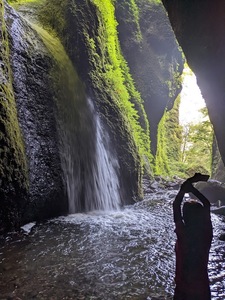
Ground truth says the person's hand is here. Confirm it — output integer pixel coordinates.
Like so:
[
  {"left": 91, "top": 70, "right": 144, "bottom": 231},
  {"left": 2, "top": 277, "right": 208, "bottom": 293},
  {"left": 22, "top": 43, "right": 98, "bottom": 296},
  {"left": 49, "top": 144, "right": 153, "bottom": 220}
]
[{"left": 188, "top": 173, "right": 209, "bottom": 183}]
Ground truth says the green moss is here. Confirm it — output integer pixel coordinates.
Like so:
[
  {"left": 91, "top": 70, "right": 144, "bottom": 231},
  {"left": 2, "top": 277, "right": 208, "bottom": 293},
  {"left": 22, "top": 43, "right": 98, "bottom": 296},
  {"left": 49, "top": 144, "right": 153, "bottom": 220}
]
[
  {"left": 7, "top": 0, "right": 42, "bottom": 9},
  {"left": 165, "top": 63, "right": 183, "bottom": 100},
  {"left": 164, "top": 95, "right": 183, "bottom": 175},
  {"left": 0, "top": 1, "right": 28, "bottom": 189},
  {"left": 86, "top": 0, "right": 153, "bottom": 172},
  {"left": 24, "top": 0, "right": 153, "bottom": 186},
  {"left": 32, "top": 23, "right": 85, "bottom": 113},
  {"left": 154, "top": 111, "right": 170, "bottom": 176},
  {"left": 38, "top": 0, "right": 68, "bottom": 37},
  {"left": 154, "top": 95, "right": 183, "bottom": 177},
  {"left": 115, "top": 0, "right": 142, "bottom": 43},
  {"left": 7, "top": 0, "right": 39, "bottom": 4}
]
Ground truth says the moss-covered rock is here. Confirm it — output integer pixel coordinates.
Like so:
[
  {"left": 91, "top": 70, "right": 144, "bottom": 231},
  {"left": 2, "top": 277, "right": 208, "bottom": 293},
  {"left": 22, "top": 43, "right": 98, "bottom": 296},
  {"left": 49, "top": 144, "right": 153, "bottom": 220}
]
[
  {"left": 37, "top": 0, "right": 184, "bottom": 193},
  {"left": 0, "top": 0, "right": 29, "bottom": 232},
  {"left": 1, "top": 0, "right": 186, "bottom": 228},
  {"left": 115, "top": 0, "right": 184, "bottom": 155},
  {"left": 2, "top": 1, "right": 68, "bottom": 228},
  {"left": 39, "top": 0, "right": 155, "bottom": 201}
]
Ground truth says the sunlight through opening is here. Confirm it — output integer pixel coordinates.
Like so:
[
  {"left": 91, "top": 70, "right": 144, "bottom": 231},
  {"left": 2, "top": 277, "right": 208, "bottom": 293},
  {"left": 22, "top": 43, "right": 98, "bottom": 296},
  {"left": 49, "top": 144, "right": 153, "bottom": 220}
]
[
  {"left": 179, "top": 65, "right": 213, "bottom": 175},
  {"left": 179, "top": 65, "right": 207, "bottom": 126}
]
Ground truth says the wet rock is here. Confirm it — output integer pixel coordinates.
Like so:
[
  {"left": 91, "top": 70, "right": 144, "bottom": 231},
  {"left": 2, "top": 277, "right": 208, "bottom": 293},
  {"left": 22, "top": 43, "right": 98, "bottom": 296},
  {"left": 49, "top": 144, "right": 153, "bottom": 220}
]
[
  {"left": 219, "top": 233, "right": 225, "bottom": 242},
  {"left": 150, "top": 181, "right": 161, "bottom": 190},
  {"left": 167, "top": 191, "right": 177, "bottom": 199},
  {"left": 211, "top": 206, "right": 225, "bottom": 216},
  {"left": 194, "top": 180, "right": 225, "bottom": 204},
  {"left": 3, "top": 3, "right": 68, "bottom": 226}
]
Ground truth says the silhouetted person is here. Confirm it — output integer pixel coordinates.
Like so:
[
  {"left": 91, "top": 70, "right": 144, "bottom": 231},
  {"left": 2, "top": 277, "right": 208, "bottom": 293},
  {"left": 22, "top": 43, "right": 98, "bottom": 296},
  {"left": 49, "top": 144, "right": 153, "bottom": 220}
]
[{"left": 173, "top": 173, "right": 213, "bottom": 300}]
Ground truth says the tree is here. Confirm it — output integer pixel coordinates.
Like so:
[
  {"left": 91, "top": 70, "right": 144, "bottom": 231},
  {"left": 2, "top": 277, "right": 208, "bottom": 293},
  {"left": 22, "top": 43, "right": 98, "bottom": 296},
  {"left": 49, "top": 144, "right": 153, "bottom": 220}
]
[{"left": 181, "top": 107, "right": 213, "bottom": 175}]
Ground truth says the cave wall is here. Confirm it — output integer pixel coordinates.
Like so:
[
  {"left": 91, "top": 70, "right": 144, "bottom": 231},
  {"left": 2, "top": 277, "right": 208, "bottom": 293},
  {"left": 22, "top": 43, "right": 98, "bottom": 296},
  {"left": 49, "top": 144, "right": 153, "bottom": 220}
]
[
  {"left": 211, "top": 136, "right": 225, "bottom": 182},
  {"left": 162, "top": 0, "right": 225, "bottom": 176},
  {"left": 55, "top": 0, "right": 184, "bottom": 181}
]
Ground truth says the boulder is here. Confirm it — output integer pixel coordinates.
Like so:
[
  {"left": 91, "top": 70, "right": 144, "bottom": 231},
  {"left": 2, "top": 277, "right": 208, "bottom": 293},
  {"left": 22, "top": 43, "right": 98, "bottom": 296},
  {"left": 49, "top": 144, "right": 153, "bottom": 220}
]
[{"left": 194, "top": 180, "right": 225, "bottom": 205}]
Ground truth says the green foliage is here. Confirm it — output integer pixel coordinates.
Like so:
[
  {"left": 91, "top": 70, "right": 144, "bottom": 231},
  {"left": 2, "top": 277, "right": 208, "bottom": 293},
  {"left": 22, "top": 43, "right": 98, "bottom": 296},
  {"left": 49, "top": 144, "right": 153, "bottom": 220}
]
[
  {"left": 164, "top": 95, "right": 183, "bottom": 175},
  {"left": 38, "top": 0, "right": 67, "bottom": 37},
  {"left": 154, "top": 95, "right": 183, "bottom": 177},
  {"left": 181, "top": 111, "right": 213, "bottom": 175},
  {"left": 7, "top": 0, "right": 41, "bottom": 8},
  {"left": 154, "top": 62, "right": 213, "bottom": 179},
  {"left": 154, "top": 112, "right": 170, "bottom": 176},
  {"left": 86, "top": 0, "right": 153, "bottom": 172},
  {"left": 115, "top": 0, "right": 142, "bottom": 43}
]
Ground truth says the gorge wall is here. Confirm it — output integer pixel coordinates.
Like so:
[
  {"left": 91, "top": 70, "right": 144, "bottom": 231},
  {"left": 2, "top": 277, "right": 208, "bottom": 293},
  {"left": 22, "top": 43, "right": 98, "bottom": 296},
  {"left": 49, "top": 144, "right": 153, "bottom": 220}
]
[
  {"left": 0, "top": 0, "right": 183, "bottom": 231},
  {"left": 1, "top": 2, "right": 68, "bottom": 232},
  {"left": 115, "top": 0, "right": 183, "bottom": 155},
  {"left": 162, "top": 0, "right": 225, "bottom": 180}
]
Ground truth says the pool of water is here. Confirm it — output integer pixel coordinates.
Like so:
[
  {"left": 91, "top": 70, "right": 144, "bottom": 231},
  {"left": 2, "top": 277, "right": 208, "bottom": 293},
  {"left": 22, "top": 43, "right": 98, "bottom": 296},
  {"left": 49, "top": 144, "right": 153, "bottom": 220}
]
[{"left": 1, "top": 189, "right": 225, "bottom": 299}]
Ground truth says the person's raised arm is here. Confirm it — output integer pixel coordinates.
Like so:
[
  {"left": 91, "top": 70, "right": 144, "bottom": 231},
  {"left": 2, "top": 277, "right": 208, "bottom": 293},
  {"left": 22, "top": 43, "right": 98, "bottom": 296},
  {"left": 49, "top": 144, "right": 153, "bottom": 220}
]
[{"left": 183, "top": 173, "right": 210, "bottom": 210}]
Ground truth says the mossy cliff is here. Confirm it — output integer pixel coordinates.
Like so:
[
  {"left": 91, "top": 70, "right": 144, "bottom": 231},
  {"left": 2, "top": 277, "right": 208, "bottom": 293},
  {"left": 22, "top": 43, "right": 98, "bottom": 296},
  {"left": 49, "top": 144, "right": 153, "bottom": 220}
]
[
  {"left": 154, "top": 95, "right": 182, "bottom": 176},
  {"left": 0, "top": 0, "right": 28, "bottom": 231},
  {"left": 114, "top": 0, "right": 184, "bottom": 155},
  {"left": 1, "top": 0, "right": 184, "bottom": 230},
  {"left": 39, "top": 0, "right": 184, "bottom": 182},
  {"left": 2, "top": 1, "right": 69, "bottom": 230},
  {"left": 40, "top": 0, "right": 154, "bottom": 200}
]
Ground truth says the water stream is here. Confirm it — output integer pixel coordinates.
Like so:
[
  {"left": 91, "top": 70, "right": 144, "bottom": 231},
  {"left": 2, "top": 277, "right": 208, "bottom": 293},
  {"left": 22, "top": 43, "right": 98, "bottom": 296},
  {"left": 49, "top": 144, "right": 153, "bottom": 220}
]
[{"left": 1, "top": 186, "right": 225, "bottom": 300}]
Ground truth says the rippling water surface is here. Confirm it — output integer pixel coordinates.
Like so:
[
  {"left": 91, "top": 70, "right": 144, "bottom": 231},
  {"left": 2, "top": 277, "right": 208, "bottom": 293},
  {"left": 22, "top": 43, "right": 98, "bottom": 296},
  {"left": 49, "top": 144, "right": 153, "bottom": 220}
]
[{"left": 1, "top": 190, "right": 225, "bottom": 299}]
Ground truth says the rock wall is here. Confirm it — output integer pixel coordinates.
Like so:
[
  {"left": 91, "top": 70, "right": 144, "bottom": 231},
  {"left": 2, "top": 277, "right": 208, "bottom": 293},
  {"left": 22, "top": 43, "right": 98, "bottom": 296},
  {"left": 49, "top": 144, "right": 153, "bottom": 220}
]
[
  {"left": 49, "top": 0, "right": 152, "bottom": 201},
  {"left": 0, "top": 2, "right": 68, "bottom": 231},
  {"left": 115, "top": 0, "right": 184, "bottom": 154},
  {"left": 41, "top": 0, "right": 184, "bottom": 171},
  {"left": 0, "top": 1, "right": 28, "bottom": 232},
  {"left": 162, "top": 0, "right": 225, "bottom": 179},
  {"left": 0, "top": 0, "right": 185, "bottom": 231},
  {"left": 211, "top": 136, "right": 225, "bottom": 182}
]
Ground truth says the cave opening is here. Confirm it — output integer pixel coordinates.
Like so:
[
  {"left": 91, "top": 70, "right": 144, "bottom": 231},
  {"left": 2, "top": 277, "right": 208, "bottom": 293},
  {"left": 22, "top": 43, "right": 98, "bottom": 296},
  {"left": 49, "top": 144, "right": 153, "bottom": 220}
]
[
  {"left": 155, "top": 63, "right": 215, "bottom": 179},
  {"left": 179, "top": 64, "right": 213, "bottom": 176}
]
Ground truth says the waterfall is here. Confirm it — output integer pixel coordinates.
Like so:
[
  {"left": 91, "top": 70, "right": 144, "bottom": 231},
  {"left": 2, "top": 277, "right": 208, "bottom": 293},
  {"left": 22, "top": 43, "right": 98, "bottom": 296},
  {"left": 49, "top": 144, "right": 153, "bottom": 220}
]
[
  {"left": 32, "top": 24, "right": 121, "bottom": 214},
  {"left": 61, "top": 97, "right": 121, "bottom": 213}
]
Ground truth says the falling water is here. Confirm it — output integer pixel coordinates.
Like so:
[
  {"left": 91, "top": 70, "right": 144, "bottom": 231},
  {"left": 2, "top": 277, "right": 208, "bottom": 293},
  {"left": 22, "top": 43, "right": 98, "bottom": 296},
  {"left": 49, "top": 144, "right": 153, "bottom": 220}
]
[
  {"left": 61, "top": 96, "right": 121, "bottom": 214},
  {"left": 83, "top": 99, "right": 121, "bottom": 212}
]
